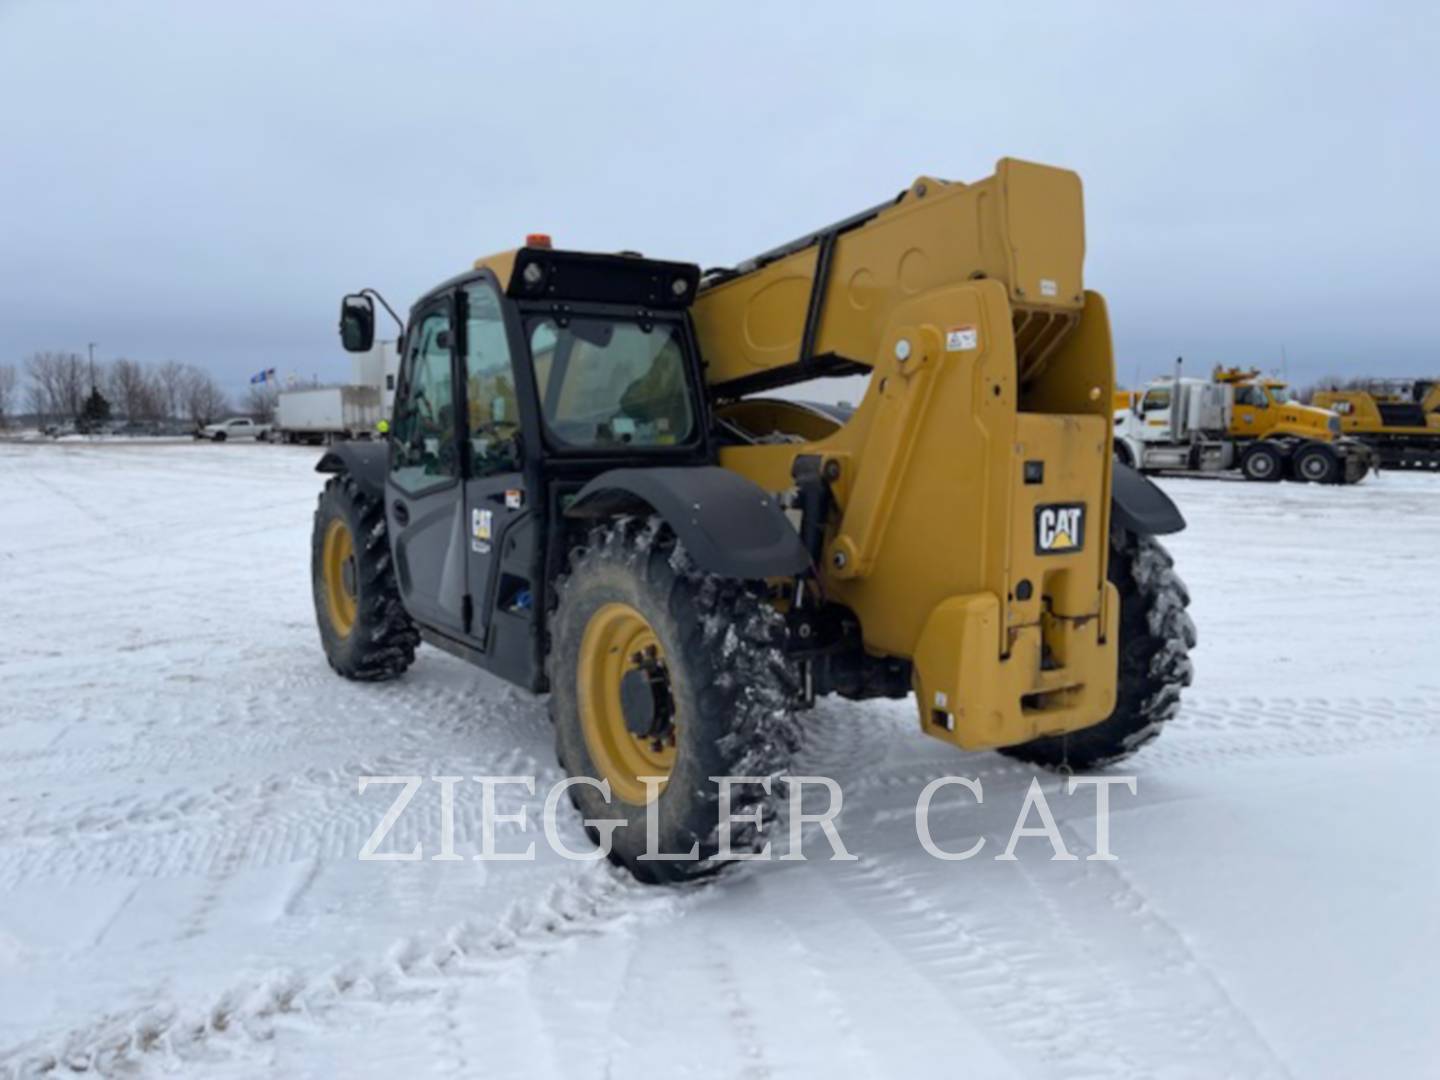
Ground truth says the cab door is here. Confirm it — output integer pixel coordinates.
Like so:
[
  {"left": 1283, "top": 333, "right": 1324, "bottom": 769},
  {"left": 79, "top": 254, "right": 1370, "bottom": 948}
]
[
  {"left": 458, "top": 280, "right": 531, "bottom": 652},
  {"left": 385, "top": 293, "right": 468, "bottom": 637},
  {"left": 1231, "top": 384, "right": 1268, "bottom": 436},
  {"left": 1138, "top": 387, "right": 1172, "bottom": 441}
]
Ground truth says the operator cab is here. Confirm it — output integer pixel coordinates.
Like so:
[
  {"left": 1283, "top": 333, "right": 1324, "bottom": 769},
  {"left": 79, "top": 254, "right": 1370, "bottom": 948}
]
[{"left": 337, "top": 242, "right": 708, "bottom": 691}]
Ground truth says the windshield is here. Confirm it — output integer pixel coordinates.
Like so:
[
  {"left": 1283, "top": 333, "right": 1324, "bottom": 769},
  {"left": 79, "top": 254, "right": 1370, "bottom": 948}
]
[
  {"left": 1267, "top": 385, "right": 1293, "bottom": 405},
  {"left": 1142, "top": 388, "right": 1170, "bottom": 411},
  {"left": 528, "top": 316, "right": 695, "bottom": 449}
]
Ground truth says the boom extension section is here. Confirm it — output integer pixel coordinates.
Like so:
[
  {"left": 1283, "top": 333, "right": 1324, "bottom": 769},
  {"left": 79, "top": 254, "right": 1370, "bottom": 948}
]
[{"left": 695, "top": 158, "right": 1088, "bottom": 402}]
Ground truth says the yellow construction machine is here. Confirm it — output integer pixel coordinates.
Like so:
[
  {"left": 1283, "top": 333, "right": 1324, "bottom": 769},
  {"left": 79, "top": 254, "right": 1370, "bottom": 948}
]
[
  {"left": 1313, "top": 379, "right": 1440, "bottom": 470},
  {"left": 314, "top": 158, "right": 1195, "bottom": 881}
]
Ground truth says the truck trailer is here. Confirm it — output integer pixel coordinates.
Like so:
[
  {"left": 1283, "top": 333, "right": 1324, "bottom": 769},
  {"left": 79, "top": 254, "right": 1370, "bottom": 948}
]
[
  {"left": 1313, "top": 379, "right": 1440, "bottom": 471},
  {"left": 275, "top": 385, "right": 383, "bottom": 445}
]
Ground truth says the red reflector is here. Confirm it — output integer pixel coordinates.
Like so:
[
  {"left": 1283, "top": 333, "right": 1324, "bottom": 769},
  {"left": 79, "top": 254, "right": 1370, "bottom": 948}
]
[{"left": 525, "top": 233, "right": 553, "bottom": 249}]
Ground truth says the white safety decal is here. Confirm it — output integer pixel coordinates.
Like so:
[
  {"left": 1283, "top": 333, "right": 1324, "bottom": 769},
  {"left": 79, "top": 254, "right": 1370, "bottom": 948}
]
[{"left": 946, "top": 325, "right": 978, "bottom": 352}]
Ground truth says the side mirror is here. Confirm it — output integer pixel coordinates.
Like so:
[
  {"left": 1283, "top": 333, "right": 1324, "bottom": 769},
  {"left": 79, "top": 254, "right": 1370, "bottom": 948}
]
[{"left": 340, "top": 294, "right": 376, "bottom": 353}]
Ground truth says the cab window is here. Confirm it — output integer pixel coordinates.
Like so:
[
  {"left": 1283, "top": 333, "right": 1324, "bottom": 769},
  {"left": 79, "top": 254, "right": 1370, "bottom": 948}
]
[
  {"left": 1234, "top": 385, "right": 1267, "bottom": 407},
  {"left": 528, "top": 317, "right": 694, "bottom": 448},
  {"left": 463, "top": 283, "right": 520, "bottom": 476},
  {"left": 391, "top": 305, "right": 457, "bottom": 493},
  {"left": 1142, "top": 388, "right": 1171, "bottom": 412}
]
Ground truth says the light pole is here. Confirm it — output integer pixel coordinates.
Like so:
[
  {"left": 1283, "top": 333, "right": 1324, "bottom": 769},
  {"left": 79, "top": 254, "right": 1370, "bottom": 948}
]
[{"left": 87, "top": 342, "right": 98, "bottom": 392}]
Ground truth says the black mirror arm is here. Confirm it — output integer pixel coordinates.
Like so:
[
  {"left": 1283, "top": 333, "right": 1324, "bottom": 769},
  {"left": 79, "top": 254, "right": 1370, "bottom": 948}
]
[{"left": 359, "top": 288, "right": 406, "bottom": 338}]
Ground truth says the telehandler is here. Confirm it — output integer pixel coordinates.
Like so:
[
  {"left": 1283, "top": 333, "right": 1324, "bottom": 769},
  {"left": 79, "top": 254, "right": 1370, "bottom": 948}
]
[
  {"left": 1313, "top": 379, "right": 1440, "bottom": 470},
  {"left": 312, "top": 158, "right": 1195, "bottom": 882}
]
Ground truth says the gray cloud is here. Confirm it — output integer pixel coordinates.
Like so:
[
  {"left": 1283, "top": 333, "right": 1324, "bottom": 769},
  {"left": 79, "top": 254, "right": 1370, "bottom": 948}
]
[{"left": 1, "top": 0, "right": 1435, "bottom": 397}]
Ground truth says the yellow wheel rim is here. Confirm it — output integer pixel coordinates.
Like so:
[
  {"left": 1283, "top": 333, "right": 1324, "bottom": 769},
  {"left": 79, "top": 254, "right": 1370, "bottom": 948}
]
[
  {"left": 322, "top": 517, "right": 358, "bottom": 638},
  {"left": 577, "top": 602, "right": 678, "bottom": 806}
]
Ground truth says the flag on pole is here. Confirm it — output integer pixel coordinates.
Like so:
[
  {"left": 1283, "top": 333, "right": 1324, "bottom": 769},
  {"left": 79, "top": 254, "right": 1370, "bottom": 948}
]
[{"left": 250, "top": 367, "right": 277, "bottom": 384}]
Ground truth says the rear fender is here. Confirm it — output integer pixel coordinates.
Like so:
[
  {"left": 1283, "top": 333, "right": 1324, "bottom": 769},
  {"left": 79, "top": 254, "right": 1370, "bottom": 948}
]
[
  {"left": 566, "top": 466, "right": 811, "bottom": 580},
  {"left": 1111, "top": 461, "right": 1185, "bottom": 536}
]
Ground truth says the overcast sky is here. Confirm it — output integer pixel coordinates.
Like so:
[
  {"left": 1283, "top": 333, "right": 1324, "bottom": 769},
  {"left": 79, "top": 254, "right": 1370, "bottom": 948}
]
[{"left": 1, "top": 0, "right": 1436, "bottom": 400}]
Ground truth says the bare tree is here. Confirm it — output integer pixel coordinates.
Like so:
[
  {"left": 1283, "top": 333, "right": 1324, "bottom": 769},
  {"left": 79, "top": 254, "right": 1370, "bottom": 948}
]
[
  {"left": 154, "top": 360, "right": 189, "bottom": 421},
  {"left": 244, "top": 383, "right": 280, "bottom": 423},
  {"left": 181, "top": 366, "right": 230, "bottom": 426},
  {"left": 106, "top": 358, "right": 152, "bottom": 421},
  {"left": 24, "top": 351, "right": 88, "bottom": 425},
  {"left": 0, "top": 364, "right": 17, "bottom": 429}
]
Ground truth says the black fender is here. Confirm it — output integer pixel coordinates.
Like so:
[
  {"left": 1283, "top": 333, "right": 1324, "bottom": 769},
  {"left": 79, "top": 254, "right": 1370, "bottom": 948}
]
[
  {"left": 315, "top": 441, "right": 389, "bottom": 501},
  {"left": 1111, "top": 460, "right": 1185, "bottom": 536},
  {"left": 566, "top": 466, "right": 811, "bottom": 579}
]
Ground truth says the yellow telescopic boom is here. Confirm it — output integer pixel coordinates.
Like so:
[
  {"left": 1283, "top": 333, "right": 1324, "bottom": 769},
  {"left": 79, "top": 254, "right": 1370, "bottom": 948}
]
[{"left": 692, "top": 159, "right": 1121, "bottom": 750}]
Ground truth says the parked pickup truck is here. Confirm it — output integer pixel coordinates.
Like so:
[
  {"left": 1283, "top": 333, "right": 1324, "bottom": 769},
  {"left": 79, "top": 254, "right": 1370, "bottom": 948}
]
[{"left": 196, "top": 417, "right": 272, "bottom": 442}]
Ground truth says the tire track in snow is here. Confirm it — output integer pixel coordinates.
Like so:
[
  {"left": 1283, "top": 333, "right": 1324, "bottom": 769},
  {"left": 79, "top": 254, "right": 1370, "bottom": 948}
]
[
  {"left": 1013, "top": 835, "right": 1290, "bottom": 1077},
  {"left": 835, "top": 852, "right": 1139, "bottom": 1077},
  {"left": 799, "top": 696, "right": 1440, "bottom": 807},
  {"left": 771, "top": 695, "right": 1427, "bottom": 1076},
  {"left": 0, "top": 865, "right": 685, "bottom": 1078},
  {"left": 0, "top": 760, "right": 555, "bottom": 890}
]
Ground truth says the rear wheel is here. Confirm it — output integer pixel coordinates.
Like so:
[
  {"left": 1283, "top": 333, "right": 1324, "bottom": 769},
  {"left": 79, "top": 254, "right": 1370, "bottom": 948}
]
[
  {"left": 1292, "top": 443, "right": 1339, "bottom": 483},
  {"left": 999, "top": 528, "right": 1195, "bottom": 771},
  {"left": 1239, "top": 442, "right": 1282, "bottom": 481},
  {"left": 310, "top": 475, "right": 419, "bottom": 680},
  {"left": 549, "top": 517, "right": 799, "bottom": 884}
]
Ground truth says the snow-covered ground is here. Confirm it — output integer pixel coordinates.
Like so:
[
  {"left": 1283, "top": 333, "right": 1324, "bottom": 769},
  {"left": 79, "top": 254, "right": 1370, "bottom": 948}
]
[{"left": 2, "top": 442, "right": 1437, "bottom": 1078}]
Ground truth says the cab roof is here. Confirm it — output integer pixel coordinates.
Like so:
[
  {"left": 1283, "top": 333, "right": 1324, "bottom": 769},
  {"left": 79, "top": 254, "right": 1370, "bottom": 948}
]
[{"left": 469, "top": 245, "right": 702, "bottom": 310}]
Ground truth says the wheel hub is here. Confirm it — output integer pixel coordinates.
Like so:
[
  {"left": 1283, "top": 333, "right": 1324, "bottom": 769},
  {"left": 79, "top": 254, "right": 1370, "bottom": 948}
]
[
  {"left": 321, "top": 518, "right": 359, "bottom": 638},
  {"left": 577, "top": 603, "right": 680, "bottom": 805},
  {"left": 619, "top": 645, "right": 676, "bottom": 749}
]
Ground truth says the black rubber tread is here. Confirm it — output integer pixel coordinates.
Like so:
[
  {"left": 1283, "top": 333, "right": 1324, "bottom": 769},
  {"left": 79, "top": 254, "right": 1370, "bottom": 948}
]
[
  {"left": 1239, "top": 442, "right": 1283, "bottom": 482},
  {"left": 311, "top": 474, "right": 420, "bottom": 682},
  {"left": 548, "top": 515, "right": 800, "bottom": 885},
  {"left": 1291, "top": 442, "right": 1339, "bottom": 484},
  {"left": 998, "top": 528, "right": 1195, "bottom": 772}
]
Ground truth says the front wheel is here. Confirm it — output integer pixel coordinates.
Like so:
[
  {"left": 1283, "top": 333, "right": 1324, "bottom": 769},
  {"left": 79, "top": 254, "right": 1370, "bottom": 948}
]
[
  {"left": 999, "top": 528, "right": 1195, "bottom": 771},
  {"left": 310, "top": 475, "right": 419, "bottom": 680},
  {"left": 548, "top": 517, "right": 800, "bottom": 884}
]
